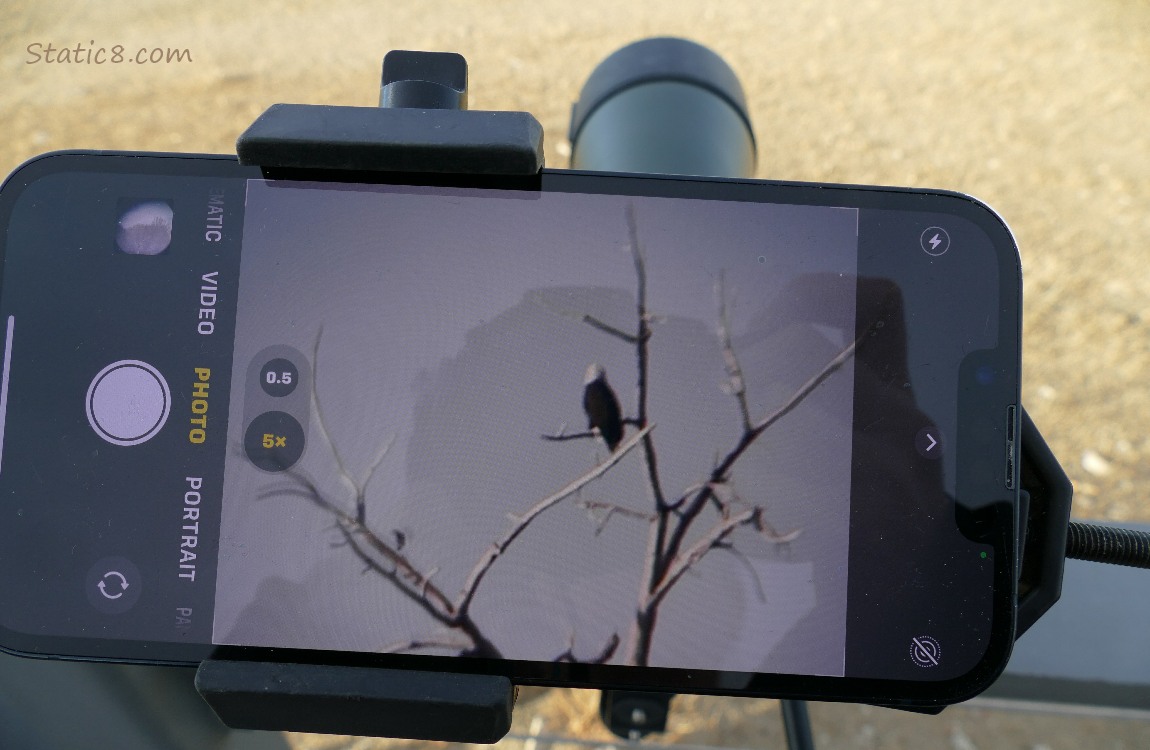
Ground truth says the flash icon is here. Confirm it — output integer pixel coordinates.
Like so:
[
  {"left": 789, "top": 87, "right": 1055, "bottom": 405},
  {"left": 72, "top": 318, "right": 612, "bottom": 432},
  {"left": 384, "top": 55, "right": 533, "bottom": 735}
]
[{"left": 920, "top": 227, "right": 951, "bottom": 256}]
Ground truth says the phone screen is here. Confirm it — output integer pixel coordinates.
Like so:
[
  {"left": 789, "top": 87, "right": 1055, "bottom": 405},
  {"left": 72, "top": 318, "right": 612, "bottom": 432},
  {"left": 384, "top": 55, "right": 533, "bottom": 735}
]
[{"left": 0, "top": 153, "right": 1019, "bottom": 704}]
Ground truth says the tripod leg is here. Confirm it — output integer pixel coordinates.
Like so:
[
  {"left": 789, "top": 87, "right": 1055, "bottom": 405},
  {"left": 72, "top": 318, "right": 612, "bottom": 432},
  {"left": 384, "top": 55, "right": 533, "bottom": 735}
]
[{"left": 780, "top": 699, "right": 815, "bottom": 750}]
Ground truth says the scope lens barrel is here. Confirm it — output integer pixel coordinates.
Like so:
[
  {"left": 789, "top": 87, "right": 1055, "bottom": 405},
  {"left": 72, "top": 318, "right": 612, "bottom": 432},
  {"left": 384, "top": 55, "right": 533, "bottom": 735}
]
[{"left": 569, "top": 38, "right": 757, "bottom": 179}]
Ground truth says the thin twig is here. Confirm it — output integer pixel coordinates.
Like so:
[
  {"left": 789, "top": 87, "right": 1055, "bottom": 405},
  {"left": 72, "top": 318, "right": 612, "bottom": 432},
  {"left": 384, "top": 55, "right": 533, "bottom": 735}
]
[
  {"left": 578, "top": 499, "right": 657, "bottom": 523},
  {"left": 308, "top": 327, "right": 399, "bottom": 526},
  {"left": 648, "top": 507, "right": 758, "bottom": 607},
  {"left": 336, "top": 520, "right": 501, "bottom": 657},
  {"left": 715, "top": 272, "right": 753, "bottom": 432},
  {"left": 532, "top": 292, "right": 639, "bottom": 344},
  {"left": 260, "top": 443, "right": 483, "bottom": 649},
  {"left": 753, "top": 514, "right": 802, "bottom": 544},
  {"left": 750, "top": 336, "right": 859, "bottom": 437},
  {"left": 381, "top": 636, "right": 474, "bottom": 654},
  {"left": 361, "top": 433, "right": 397, "bottom": 492},
  {"left": 714, "top": 480, "right": 803, "bottom": 545},
  {"left": 308, "top": 326, "right": 360, "bottom": 518},
  {"left": 338, "top": 523, "right": 456, "bottom": 616},
  {"left": 579, "top": 499, "right": 658, "bottom": 536},
  {"left": 263, "top": 468, "right": 458, "bottom": 622},
  {"left": 541, "top": 429, "right": 598, "bottom": 443},
  {"left": 554, "top": 632, "right": 621, "bottom": 664}
]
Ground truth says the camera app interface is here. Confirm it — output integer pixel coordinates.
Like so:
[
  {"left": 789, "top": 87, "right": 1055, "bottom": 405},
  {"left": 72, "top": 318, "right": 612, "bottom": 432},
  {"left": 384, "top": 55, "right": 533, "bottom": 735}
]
[
  {"left": 214, "top": 181, "right": 860, "bottom": 676},
  {"left": 0, "top": 170, "right": 240, "bottom": 653}
]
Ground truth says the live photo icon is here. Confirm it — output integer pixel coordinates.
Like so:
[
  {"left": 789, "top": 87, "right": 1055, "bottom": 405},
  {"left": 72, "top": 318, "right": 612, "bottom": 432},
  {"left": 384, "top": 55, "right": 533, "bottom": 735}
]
[{"left": 115, "top": 198, "right": 174, "bottom": 255}]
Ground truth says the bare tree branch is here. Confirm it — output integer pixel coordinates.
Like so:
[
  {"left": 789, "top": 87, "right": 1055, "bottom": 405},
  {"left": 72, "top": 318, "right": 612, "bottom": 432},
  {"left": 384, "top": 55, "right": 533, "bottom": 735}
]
[
  {"left": 541, "top": 423, "right": 643, "bottom": 443},
  {"left": 541, "top": 429, "right": 598, "bottom": 443},
  {"left": 455, "top": 423, "right": 655, "bottom": 617},
  {"left": 335, "top": 520, "right": 501, "bottom": 657},
  {"left": 532, "top": 292, "right": 640, "bottom": 344},
  {"left": 381, "top": 636, "right": 474, "bottom": 654},
  {"left": 626, "top": 504, "right": 762, "bottom": 665},
  {"left": 339, "top": 526, "right": 450, "bottom": 619},
  {"left": 648, "top": 507, "right": 758, "bottom": 608},
  {"left": 657, "top": 334, "right": 860, "bottom": 589},
  {"left": 752, "top": 513, "right": 802, "bottom": 544},
  {"left": 261, "top": 469, "right": 459, "bottom": 624},
  {"left": 619, "top": 205, "right": 681, "bottom": 629},
  {"left": 308, "top": 326, "right": 359, "bottom": 519},
  {"left": 668, "top": 481, "right": 708, "bottom": 510},
  {"left": 711, "top": 480, "right": 803, "bottom": 546},
  {"left": 715, "top": 272, "right": 753, "bottom": 432},
  {"left": 626, "top": 207, "right": 669, "bottom": 505},
  {"left": 309, "top": 326, "right": 396, "bottom": 525},
  {"left": 751, "top": 335, "right": 859, "bottom": 437},
  {"left": 578, "top": 499, "right": 657, "bottom": 523},
  {"left": 361, "top": 434, "right": 397, "bottom": 495},
  {"left": 269, "top": 327, "right": 510, "bottom": 652},
  {"left": 578, "top": 499, "right": 658, "bottom": 536},
  {"left": 261, "top": 336, "right": 506, "bottom": 656},
  {"left": 554, "top": 632, "right": 621, "bottom": 664}
]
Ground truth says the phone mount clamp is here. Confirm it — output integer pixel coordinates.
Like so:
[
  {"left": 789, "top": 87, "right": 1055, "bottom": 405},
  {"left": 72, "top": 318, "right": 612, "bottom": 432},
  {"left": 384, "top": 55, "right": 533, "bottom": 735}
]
[
  {"left": 235, "top": 51, "right": 542, "bottom": 176},
  {"left": 194, "top": 50, "right": 538, "bottom": 743}
]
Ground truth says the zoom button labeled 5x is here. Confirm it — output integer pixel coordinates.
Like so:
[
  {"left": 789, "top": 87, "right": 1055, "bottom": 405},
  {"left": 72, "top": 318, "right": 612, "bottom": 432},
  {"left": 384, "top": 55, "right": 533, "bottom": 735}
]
[{"left": 244, "top": 411, "right": 305, "bottom": 472}]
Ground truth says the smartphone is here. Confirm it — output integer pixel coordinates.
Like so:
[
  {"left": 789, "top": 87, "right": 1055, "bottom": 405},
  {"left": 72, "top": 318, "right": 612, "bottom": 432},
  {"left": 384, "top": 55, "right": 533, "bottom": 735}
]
[{"left": 0, "top": 151, "right": 1020, "bottom": 707}]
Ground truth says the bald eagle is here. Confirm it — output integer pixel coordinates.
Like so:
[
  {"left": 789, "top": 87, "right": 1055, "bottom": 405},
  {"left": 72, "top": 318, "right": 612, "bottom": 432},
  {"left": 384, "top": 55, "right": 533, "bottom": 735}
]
[{"left": 583, "top": 363, "right": 624, "bottom": 452}]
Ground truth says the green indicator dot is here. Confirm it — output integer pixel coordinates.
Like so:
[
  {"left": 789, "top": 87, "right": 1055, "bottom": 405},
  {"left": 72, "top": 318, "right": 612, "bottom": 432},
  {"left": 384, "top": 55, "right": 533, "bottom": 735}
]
[{"left": 980, "top": 551, "right": 988, "bottom": 559}]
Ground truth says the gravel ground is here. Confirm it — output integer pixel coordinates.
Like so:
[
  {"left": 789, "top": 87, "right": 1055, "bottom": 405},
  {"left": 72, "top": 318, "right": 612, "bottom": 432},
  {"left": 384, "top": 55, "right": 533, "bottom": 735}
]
[{"left": 2, "top": 1, "right": 1148, "bottom": 747}]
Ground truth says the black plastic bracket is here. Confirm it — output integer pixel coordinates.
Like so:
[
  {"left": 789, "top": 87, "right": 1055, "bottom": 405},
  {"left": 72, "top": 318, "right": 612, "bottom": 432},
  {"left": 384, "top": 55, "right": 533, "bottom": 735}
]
[
  {"left": 237, "top": 104, "right": 543, "bottom": 175},
  {"left": 236, "top": 50, "right": 543, "bottom": 175},
  {"left": 1014, "top": 406, "right": 1074, "bottom": 637},
  {"left": 195, "top": 660, "right": 514, "bottom": 742},
  {"left": 599, "top": 690, "right": 673, "bottom": 739}
]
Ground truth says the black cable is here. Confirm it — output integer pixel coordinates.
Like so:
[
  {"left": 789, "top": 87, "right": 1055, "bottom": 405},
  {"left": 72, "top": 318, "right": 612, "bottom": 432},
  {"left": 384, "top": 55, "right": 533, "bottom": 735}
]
[{"left": 1065, "top": 522, "right": 1150, "bottom": 569}]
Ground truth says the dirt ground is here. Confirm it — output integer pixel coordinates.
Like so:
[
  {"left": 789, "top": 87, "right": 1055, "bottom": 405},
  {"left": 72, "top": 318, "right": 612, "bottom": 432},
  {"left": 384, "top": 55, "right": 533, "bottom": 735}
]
[{"left": 2, "top": 0, "right": 1149, "bottom": 747}]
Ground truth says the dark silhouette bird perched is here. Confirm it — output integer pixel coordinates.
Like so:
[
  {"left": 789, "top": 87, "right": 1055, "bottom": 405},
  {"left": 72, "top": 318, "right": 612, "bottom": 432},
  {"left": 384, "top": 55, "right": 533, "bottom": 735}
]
[{"left": 583, "top": 363, "right": 624, "bottom": 452}]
